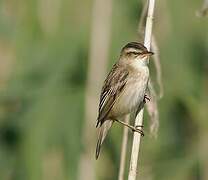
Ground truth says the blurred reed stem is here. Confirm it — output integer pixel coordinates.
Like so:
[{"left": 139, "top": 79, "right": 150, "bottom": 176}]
[
  {"left": 118, "top": 114, "right": 130, "bottom": 180},
  {"left": 78, "top": 0, "right": 112, "bottom": 179}
]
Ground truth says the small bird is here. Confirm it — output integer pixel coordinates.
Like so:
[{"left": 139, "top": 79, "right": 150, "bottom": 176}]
[{"left": 95, "top": 42, "right": 153, "bottom": 159}]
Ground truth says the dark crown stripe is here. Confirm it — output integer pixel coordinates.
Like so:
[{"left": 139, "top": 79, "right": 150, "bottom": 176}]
[{"left": 122, "top": 42, "right": 147, "bottom": 51}]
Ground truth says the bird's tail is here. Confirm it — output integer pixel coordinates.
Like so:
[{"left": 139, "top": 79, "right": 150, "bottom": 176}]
[{"left": 95, "top": 120, "right": 113, "bottom": 159}]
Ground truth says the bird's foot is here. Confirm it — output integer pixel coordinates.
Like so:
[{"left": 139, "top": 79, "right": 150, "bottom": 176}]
[
  {"left": 132, "top": 125, "right": 144, "bottom": 136},
  {"left": 143, "top": 94, "right": 150, "bottom": 103}
]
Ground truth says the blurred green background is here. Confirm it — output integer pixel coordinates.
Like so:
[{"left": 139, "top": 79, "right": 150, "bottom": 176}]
[{"left": 0, "top": 0, "right": 208, "bottom": 180}]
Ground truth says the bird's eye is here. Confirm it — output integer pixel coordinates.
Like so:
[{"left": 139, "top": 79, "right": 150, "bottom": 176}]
[{"left": 130, "top": 52, "right": 139, "bottom": 56}]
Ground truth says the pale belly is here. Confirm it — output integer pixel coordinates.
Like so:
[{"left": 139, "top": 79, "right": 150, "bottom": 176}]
[{"left": 110, "top": 74, "right": 149, "bottom": 118}]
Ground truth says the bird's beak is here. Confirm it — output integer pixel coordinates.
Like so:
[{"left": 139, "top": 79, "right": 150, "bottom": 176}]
[{"left": 143, "top": 51, "right": 154, "bottom": 57}]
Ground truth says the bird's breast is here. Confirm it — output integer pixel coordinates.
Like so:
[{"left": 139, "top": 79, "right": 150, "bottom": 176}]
[{"left": 110, "top": 67, "right": 149, "bottom": 118}]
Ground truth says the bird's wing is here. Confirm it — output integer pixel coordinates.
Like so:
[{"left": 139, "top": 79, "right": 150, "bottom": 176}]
[{"left": 96, "top": 63, "right": 129, "bottom": 127}]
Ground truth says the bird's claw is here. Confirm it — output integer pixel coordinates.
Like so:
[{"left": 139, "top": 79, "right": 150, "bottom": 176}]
[
  {"left": 132, "top": 125, "right": 144, "bottom": 136},
  {"left": 136, "top": 125, "right": 144, "bottom": 128},
  {"left": 143, "top": 94, "right": 150, "bottom": 103}
]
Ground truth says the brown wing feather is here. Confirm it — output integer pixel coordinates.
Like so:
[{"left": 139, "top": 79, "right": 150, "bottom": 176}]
[{"left": 96, "top": 63, "right": 129, "bottom": 127}]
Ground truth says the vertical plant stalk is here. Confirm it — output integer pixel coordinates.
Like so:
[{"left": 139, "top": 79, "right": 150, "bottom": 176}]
[
  {"left": 137, "top": 0, "right": 162, "bottom": 138},
  {"left": 152, "top": 35, "right": 163, "bottom": 99},
  {"left": 128, "top": 0, "right": 156, "bottom": 180},
  {"left": 118, "top": 115, "right": 130, "bottom": 180},
  {"left": 78, "top": 0, "right": 112, "bottom": 179}
]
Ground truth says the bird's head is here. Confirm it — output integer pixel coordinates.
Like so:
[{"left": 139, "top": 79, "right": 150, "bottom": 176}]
[{"left": 120, "top": 42, "right": 153, "bottom": 66}]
